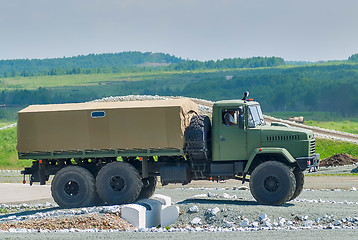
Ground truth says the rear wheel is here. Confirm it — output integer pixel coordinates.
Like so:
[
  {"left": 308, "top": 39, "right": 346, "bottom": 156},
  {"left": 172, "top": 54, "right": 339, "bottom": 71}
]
[
  {"left": 249, "top": 161, "right": 296, "bottom": 206},
  {"left": 96, "top": 161, "right": 142, "bottom": 205},
  {"left": 136, "top": 176, "right": 157, "bottom": 200},
  {"left": 51, "top": 166, "right": 97, "bottom": 208},
  {"left": 290, "top": 168, "right": 304, "bottom": 200}
]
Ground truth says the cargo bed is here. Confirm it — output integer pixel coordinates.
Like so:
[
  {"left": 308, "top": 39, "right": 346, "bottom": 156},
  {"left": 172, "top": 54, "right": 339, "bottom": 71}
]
[{"left": 17, "top": 99, "right": 198, "bottom": 156}]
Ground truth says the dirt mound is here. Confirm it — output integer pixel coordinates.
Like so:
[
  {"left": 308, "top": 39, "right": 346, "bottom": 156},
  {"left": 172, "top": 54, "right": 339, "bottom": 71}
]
[
  {"left": 0, "top": 212, "right": 134, "bottom": 231},
  {"left": 320, "top": 153, "right": 358, "bottom": 167}
]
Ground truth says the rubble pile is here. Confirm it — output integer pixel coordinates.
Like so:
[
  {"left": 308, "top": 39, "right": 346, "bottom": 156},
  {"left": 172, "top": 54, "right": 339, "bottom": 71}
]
[
  {"left": 0, "top": 212, "right": 133, "bottom": 232},
  {"left": 320, "top": 153, "right": 358, "bottom": 167},
  {"left": 91, "top": 95, "right": 213, "bottom": 116}
]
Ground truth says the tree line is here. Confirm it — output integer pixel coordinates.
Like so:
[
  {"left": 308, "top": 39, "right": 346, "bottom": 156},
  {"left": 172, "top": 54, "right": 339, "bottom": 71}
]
[
  {"left": 0, "top": 52, "right": 183, "bottom": 78},
  {"left": 0, "top": 52, "right": 286, "bottom": 78},
  {"left": 165, "top": 57, "right": 285, "bottom": 70},
  {"left": 2, "top": 51, "right": 358, "bottom": 79}
]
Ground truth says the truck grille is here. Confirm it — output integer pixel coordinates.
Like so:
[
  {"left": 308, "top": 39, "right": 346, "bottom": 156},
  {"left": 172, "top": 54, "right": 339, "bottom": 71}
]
[
  {"left": 310, "top": 140, "right": 316, "bottom": 155},
  {"left": 266, "top": 135, "right": 300, "bottom": 141}
]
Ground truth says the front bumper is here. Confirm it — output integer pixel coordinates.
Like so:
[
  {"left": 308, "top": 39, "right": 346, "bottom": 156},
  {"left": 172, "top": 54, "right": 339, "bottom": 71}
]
[{"left": 295, "top": 154, "right": 320, "bottom": 172}]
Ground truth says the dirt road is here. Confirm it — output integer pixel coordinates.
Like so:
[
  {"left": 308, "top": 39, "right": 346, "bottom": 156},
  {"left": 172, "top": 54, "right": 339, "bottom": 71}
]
[
  {"left": 1, "top": 174, "right": 357, "bottom": 204},
  {"left": 0, "top": 183, "right": 51, "bottom": 204}
]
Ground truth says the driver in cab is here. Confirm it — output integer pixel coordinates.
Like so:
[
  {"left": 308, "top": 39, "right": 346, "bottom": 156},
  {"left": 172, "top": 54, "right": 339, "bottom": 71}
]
[{"left": 224, "top": 110, "right": 237, "bottom": 125}]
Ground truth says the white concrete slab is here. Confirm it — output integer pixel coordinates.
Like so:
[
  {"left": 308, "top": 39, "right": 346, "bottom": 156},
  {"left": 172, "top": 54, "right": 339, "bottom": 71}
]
[
  {"left": 152, "top": 194, "right": 172, "bottom": 208},
  {"left": 121, "top": 204, "right": 146, "bottom": 229},
  {"left": 137, "top": 199, "right": 162, "bottom": 228},
  {"left": 161, "top": 205, "right": 180, "bottom": 227}
]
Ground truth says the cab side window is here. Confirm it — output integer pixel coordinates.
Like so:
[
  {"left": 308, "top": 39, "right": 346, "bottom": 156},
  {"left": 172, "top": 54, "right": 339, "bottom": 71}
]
[{"left": 222, "top": 109, "right": 237, "bottom": 126}]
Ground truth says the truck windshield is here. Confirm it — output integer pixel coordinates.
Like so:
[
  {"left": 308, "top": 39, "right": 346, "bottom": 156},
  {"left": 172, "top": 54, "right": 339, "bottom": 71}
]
[{"left": 248, "top": 105, "right": 266, "bottom": 127}]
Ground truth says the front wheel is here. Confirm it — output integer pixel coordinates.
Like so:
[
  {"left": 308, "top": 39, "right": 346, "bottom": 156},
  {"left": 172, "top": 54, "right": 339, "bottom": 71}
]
[
  {"left": 290, "top": 168, "right": 304, "bottom": 201},
  {"left": 96, "top": 161, "right": 142, "bottom": 205},
  {"left": 249, "top": 161, "right": 296, "bottom": 206}
]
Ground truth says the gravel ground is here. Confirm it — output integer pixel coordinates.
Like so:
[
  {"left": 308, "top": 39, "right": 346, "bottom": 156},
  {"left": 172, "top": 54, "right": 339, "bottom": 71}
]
[
  {"left": 0, "top": 166, "right": 357, "bottom": 238},
  {"left": 1, "top": 186, "right": 357, "bottom": 236},
  {"left": 1, "top": 229, "right": 358, "bottom": 240}
]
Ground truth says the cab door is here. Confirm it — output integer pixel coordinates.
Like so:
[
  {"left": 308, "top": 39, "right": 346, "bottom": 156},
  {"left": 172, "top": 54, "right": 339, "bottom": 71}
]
[{"left": 218, "top": 108, "right": 247, "bottom": 161}]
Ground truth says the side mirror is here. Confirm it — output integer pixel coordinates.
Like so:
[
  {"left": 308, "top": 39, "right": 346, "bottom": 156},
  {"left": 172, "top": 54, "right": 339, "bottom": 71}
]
[
  {"left": 238, "top": 113, "right": 244, "bottom": 129},
  {"left": 237, "top": 107, "right": 244, "bottom": 129}
]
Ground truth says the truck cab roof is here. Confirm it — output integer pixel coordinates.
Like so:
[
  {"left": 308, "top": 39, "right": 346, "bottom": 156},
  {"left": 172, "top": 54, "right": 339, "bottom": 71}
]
[{"left": 214, "top": 99, "right": 259, "bottom": 108}]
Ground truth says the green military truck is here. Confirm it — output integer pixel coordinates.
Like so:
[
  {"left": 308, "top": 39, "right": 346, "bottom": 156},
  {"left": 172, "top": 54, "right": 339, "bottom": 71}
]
[{"left": 18, "top": 94, "right": 319, "bottom": 208}]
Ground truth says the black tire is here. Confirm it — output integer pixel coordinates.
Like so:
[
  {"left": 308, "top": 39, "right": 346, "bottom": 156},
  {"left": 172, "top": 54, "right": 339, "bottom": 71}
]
[
  {"left": 96, "top": 161, "right": 142, "bottom": 205},
  {"left": 185, "top": 115, "right": 211, "bottom": 161},
  {"left": 249, "top": 161, "right": 296, "bottom": 206},
  {"left": 51, "top": 166, "right": 97, "bottom": 208},
  {"left": 136, "top": 176, "right": 157, "bottom": 200},
  {"left": 290, "top": 168, "right": 304, "bottom": 201}
]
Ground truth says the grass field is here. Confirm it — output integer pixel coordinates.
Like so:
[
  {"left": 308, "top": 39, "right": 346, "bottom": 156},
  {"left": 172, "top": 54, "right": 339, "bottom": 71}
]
[
  {"left": 315, "top": 138, "right": 358, "bottom": 159},
  {"left": 0, "top": 72, "right": 155, "bottom": 90},
  {"left": 0, "top": 121, "right": 15, "bottom": 128},
  {"left": 268, "top": 111, "right": 358, "bottom": 122},
  {"left": 0, "top": 127, "right": 31, "bottom": 169},
  {"left": 305, "top": 120, "right": 358, "bottom": 135},
  {"left": 268, "top": 112, "right": 358, "bottom": 135},
  {"left": 0, "top": 69, "right": 226, "bottom": 91}
]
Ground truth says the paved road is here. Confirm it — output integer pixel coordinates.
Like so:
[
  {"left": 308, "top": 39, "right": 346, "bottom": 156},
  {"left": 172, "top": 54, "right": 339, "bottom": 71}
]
[
  {"left": 0, "top": 183, "right": 52, "bottom": 204},
  {"left": 1, "top": 174, "right": 357, "bottom": 204}
]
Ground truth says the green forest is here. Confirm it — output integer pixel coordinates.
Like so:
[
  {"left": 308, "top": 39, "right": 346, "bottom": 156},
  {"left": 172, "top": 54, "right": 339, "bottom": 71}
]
[
  {"left": 0, "top": 52, "right": 358, "bottom": 120},
  {"left": 0, "top": 52, "right": 283, "bottom": 78},
  {"left": 0, "top": 52, "right": 183, "bottom": 77}
]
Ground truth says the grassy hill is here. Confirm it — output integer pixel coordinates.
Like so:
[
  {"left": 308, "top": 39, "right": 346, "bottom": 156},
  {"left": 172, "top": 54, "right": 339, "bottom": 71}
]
[
  {"left": 2, "top": 66, "right": 358, "bottom": 117},
  {"left": 0, "top": 52, "right": 357, "bottom": 118}
]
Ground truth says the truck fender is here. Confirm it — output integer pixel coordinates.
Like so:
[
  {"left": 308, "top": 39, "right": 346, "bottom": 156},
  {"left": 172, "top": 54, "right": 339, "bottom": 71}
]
[{"left": 244, "top": 147, "right": 296, "bottom": 173}]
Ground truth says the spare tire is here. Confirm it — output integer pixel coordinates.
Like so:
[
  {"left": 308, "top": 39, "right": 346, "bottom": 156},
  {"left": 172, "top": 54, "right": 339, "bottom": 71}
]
[{"left": 185, "top": 115, "right": 211, "bottom": 161}]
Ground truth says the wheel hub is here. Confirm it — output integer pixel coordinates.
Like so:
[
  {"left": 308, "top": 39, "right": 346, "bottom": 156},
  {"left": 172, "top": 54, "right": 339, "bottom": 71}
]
[
  {"left": 110, "top": 176, "right": 125, "bottom": 191},
  {"left": 64, "top": 181, "right": 79, "bottom": 196},
  {"left": 264, "top": 176, "right": 280, "bottom": 192}
]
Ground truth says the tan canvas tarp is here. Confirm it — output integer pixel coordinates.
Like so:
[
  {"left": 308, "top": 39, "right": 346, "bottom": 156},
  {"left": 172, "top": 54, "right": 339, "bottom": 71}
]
[{"left": 17, "top": 99, "right": 198, "bottom": 153}]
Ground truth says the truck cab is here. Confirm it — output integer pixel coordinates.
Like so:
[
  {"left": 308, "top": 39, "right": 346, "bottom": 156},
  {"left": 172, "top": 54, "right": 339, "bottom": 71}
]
[
  {"left": 212, "top": 99, "right": 319, "bottom": 173},
  {"left": 205, "top": 97, "right": 320, "bottom": 205}
]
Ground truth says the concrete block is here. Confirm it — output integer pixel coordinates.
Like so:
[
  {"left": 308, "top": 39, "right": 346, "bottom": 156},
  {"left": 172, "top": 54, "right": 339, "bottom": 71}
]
[
  {"left": 161, "top": 205, "right": 180, "bottom": 227},
  {"left": 121, "top": 204, "right": 146, "bottom": 229},
  {"left": 122, "top": 195, "right": 179, "bottom": 228},
  {"left": 137, "top": 199, "right": 162, "bottom": 228},
  {"left": 152, "top": 194, "right": 172, "bottom": 208}
]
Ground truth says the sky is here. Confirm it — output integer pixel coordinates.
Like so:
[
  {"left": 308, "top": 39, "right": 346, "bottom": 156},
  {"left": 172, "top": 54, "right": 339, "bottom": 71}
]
[{"left": 1, "top": 0, "right": 358, "bottom": 61}]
